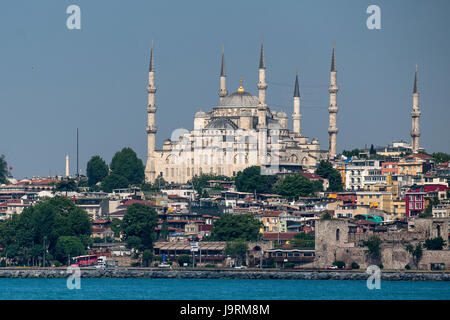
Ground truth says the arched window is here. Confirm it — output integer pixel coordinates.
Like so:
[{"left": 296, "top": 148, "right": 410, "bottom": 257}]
[{"left": 336, "top": 229, "right": 340, "bottom": 241}]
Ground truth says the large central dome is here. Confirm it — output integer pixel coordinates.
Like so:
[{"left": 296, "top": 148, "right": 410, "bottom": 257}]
[{"left": 218, "top": 91, "right": 260, "bottom": 107}]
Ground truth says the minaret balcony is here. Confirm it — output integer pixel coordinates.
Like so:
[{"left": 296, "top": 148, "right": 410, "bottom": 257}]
[
  {"left": 147, "top": 86, "right": 157, "bottom": 94},
  {"left": 328, "top": 85, "right": 338, "bottom": 93},
  {"left": 411, "top": 110, "right": 421, "bottom": 117},
  {"left": 410, "top": 130, "right": 421, "bottom": 137},
  {"left": 218, "top": 89, "right": 228, "bottom": 97},
  {"left": 147, "top": 106, "right": 157, "bottom": 113},
  {"left": 328, "top": 127, "right": 339, "bottom": 134},
  {"left": 257, "top": 82, "right": 268, "bottom": 90},
  {"left": 146, "top": 125, "right": 158, "bottom": 133},
  {"left": 292, "top": 114, "right": 302, "bottom": 120},
  {"left": 328, "top": 105, "right": 338, "bottom": 113}
]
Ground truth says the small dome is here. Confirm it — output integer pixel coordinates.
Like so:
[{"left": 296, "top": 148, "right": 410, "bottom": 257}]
[
  {"left": 277, "top": 110, "right": 287, "bottom": 118},
  {"left": 312, "top": 138, "right": 319, "bottom": 144},
  {"left": 218, "top": 91, "right": 260, "bottom": 107},
  {"left": 195, "top": 109, "right": 206, "bottom": 118},
  {"left": 164, "top": 139, "right": 172, "bottom": 145}
]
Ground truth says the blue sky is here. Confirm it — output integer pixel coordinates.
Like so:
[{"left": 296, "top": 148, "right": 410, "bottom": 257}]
[{"left": 1, "top": 0, "right": 449, "bottom": 179}]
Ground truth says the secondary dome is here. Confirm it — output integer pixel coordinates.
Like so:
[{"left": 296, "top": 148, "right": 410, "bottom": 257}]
[{"left": 218, "top": 91, "right": 260, "bottom": 107}]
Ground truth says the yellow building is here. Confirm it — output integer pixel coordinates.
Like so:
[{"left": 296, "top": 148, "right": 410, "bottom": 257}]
[
  {"left": 356, "top": 191, "right": 393, "bottom": 214},
  {"left": 398, "top": 154, "right": 434, "bottom": 176}
]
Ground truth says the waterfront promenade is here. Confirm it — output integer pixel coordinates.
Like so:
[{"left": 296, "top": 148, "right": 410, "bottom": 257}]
[{"left": 0, "top": 267, "right": 449, "bottom": 281}]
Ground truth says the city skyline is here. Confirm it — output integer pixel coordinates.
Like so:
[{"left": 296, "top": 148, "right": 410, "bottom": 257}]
[{"left": 1, "top": 0, "right": 449, "bottom": 179}]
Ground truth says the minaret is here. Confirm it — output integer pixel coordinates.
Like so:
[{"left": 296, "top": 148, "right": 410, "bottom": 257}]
[
  {"left": 328, "top": 41, "right": 339, "bottom": 159},
  {"left": 65, "top": 154, "right": 70, "bottom": 178},
  {"left": 257, "top": 39, "right": 268, "bottom": 129},
  {"left": 218, "top": 46, "right": 228, "bottom": 102},
  {"left": 257, "top": 39, "right": 268, "bottom": 166},
  {"left": 145, "top": 41, "right": 157, "bottom": 182},
  {"left": 411, "top": 65, "right": 421, "bottom": 154},
  {"left": 292, "top": 69, "right": 302, "bottom": 136}
]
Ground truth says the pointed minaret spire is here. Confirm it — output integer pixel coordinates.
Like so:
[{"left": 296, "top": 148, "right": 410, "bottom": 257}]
[
  {"left": 220, "top": 45, "right": 225, "bottom": 77},
  {"left": 145, "top": 40, "right": 158, "bottom": 183},
  {"left": 328, "top": 41, "right": 339, "bottom": 159},
  {"left": 294, "top": 69, "right": 300, "bottom": 97},
  {"left": 331, "top": 40, "right": 336, "bottom": 72},
  {"left": 218, "top": 45, "right": 228, "bottom": 101},
  {"left": 149, "top": 40, "right": 155, "bottom": 72},
  {"left": 413, "top": 64, "right": 418, "bottom": 93},
  {"left": 259, "top": 37, "right": 266, "bottom": 69},
  {"left": 411, "top": 64, "right": 421, "bottom": 153},
  {"left": 293, "top": 69, "right": 302, "bottom": 136}
]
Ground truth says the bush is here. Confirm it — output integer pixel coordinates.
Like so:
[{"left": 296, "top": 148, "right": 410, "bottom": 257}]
[
  {"left": 177, "top": 255, "right": 192, "bottom": 267},
  {"left": 204, "top": 264, "right": 216, "bottom": 268},
  {"left": 53, "top": 261, "right": 62, "bottom": 267},
  {"left": 424, "top": 237, "right": 446, "bottom": 250},
  {"left": 131, "top": 262, "right": 141, "bottom": 267},
  {"left": 333, "top": 261, "right": 345, "bottom": 269},
  {"left": 351, "top": 262, "right": 360, "bottom": 269},
  {"left": 405, "top": 264, "right": 411, "bottom": 270},
  {"left": 377, "top": 263, "right": 384, "bottom": 270},
  {"left": 284, "top": 262, "right": 295, "bottom": 269}
]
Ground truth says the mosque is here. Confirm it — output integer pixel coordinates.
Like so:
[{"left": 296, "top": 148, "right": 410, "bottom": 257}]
[{"left": 144, "top": 41, "right": 340, "bottom": 184}]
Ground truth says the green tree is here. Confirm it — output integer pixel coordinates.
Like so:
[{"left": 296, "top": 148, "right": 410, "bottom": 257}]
[
  {"left": 0, "top": 197, "right": 91, "bottom": 266},
  {"left": 0, "top": 154, "right": 9, "bottom": 184},
  {"left": 209, "top": 214, "right": 262, "bottom": 242},
  {"left": 142, "top": 249, "right": 152, "bottom": 267},
  {"left": 225, "top": 240, "right": 248, "bottom": 266},
  {"left": 291, "top": 232, "right": 315, "bottom": 248},
  {"left": 54, "top": 236, "right": 86, "bottom": 264},
  {"left": 55, "top": 179, "right": 78, "bottom": 193},
  {"left": 430, "top": 152, "right": 450, "bottom": 164},
  {"left": 363, "top": 236, "right": 381, "bottom": 263},
  {"left": 342, "top": 149, "right": 363, "bottom": 158},
  {"left": 320, "top": 212, "right": 332, "bottom": 220},
  {"left": 110, "top": 218, "right": 122, "bottom": 238},
  {"left": 235, "top": 166, "right": 277, "bottom": 193},
  {"left": 121, "top": 203, "right": 158, "bottom": 252},
  {"left": 191, "top": 174, "right": 230, "bottom": 194},
  {"left": 315, "top": 160, "right": 343, "bottom": 192},
  {"left": 110, "top": 147, "right": 145, "bottom": 185},
  {"left": 86, "top": 155, "right": 109, "bottom": 187},
  {"left": 369, "top": 144, "right": 376, "bottom": 156},
  {"left": 101, "top": 173, "right": 129, "bottom": 193},
  {"left": 177, "top": 254, "right": 192, "bottom": 267},
  {"left": 273, "top": 174, "right": 322, "bottom": 199},
  {"left": 406, "top": 243, "right": 423, "bottom": 269},
  {"left": 424, "top": 237, "right": 446, "bottom": 250},
  {"left": 160, "top": 220, "right": 169, "bottom": 240}
]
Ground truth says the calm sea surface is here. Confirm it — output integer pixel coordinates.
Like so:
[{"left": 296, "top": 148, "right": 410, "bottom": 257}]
[{"left": 0, "top": 278, "right": 449, "bottom": 300}]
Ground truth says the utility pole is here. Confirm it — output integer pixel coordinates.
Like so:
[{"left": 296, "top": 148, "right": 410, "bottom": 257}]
[
  {"left": 76, "top": 128, "right": 79, "bottom": 179},
  {"left": 43, "top": 236, "right": 47, "bottom": 268}
]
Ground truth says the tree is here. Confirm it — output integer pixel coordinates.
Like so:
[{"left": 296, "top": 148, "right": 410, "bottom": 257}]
[
  {"left": 369, "top": 144, "right": 376, "bottom": 156},
  {"left": 291, "top": 232, "right": 315, "bottom": 248},
  {"left": 101, "top": 173, "right": 129, "bottom": 193},
  {"left": 430, "top": 152, "right": 450, "bottom": 164},
  {"left": 320, "top": 212, "right": 332, "bottom": 220},
  {"left": 55, "top": 179, "right": 78, "bottom": 193},
  {"left": 54, "top": 236, "right": 86, "bottom": 264},
  {"left": 0, "top": 155, "right": 9, "bottom": 184},
  {"left": 225, "top": 240, "right": 248, "bottom": 266},
  {"left": 235, "top": 166, "right": 277, "bottom": 193},
  {"left": 0, "top": 197, "right": 91, "bottom": 266},
  {"left": 177, "top": 254, "right": 192, "bottom": 267},
  {"left": 110, "top": 218, "right": 122, "bottom": 238},
  {"left": 209, "top": 214, "right": 262, "bottom": 242},
  {"left": 191, "top": 174, "right": 230, "bottom": 194},
  {"left": 121, "top": 203, "right": 158, "bottom": 252},
  {"left": 142, "top": 249, "right": 152, "bottom": 267},
  {"left": 110, "top": 148, "right": 145, "bottom": 185},
  {"left": 424, "top": 237, "right": 446, "bottom": 250},
  {"left": 86, "top": 155, "right": 109, "bottom": 187},
  {"left": 273, "top": 174, "right": 322, "bottom": 199},
  {"left": 342, "top": 149, "right": 364, "bottom": 158},
  {"left": 363, "top": 236, "right": 381, "bottom": 263},
  {"left": 406, "top": 243, "right": 423, "bottom": 269},
  {"left": 160, "top": 220, "right": 169, "bottom": 240},
  {"left": 315, "top": 160, "right": 343, "bottom": 192}
]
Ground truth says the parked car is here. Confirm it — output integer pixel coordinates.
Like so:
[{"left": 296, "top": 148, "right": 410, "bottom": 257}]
[
  {"left": 234, "top": 265, "right": 247, "bottom": 269},
  {"left": 326, "top": 265, "right": 338, "bottom": 270},
  {"left": 158, "top": 262, "right": 172, "bottom": 268}
]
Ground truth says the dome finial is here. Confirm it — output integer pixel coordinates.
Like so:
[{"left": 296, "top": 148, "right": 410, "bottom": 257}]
[{"left": 238, "top": 77, "right": 245, "bottom": 93}]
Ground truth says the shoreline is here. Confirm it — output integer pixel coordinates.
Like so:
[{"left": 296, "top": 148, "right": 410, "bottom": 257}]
[{"left": 0, "top": 268, "right": 449, "bottom": 281}]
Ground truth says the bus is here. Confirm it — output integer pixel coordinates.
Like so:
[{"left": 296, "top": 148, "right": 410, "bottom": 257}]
[
  {"left": 70, "top": 254, "right": 98, "bottom": 267},
  {"left": 354, "top": 214, "right": 383, "bottom": 224}
]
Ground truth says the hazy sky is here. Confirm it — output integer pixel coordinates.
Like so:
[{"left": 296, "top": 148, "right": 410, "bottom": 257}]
[{"left": 1, "top": 0, "right": 449, "bottom": 179}]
